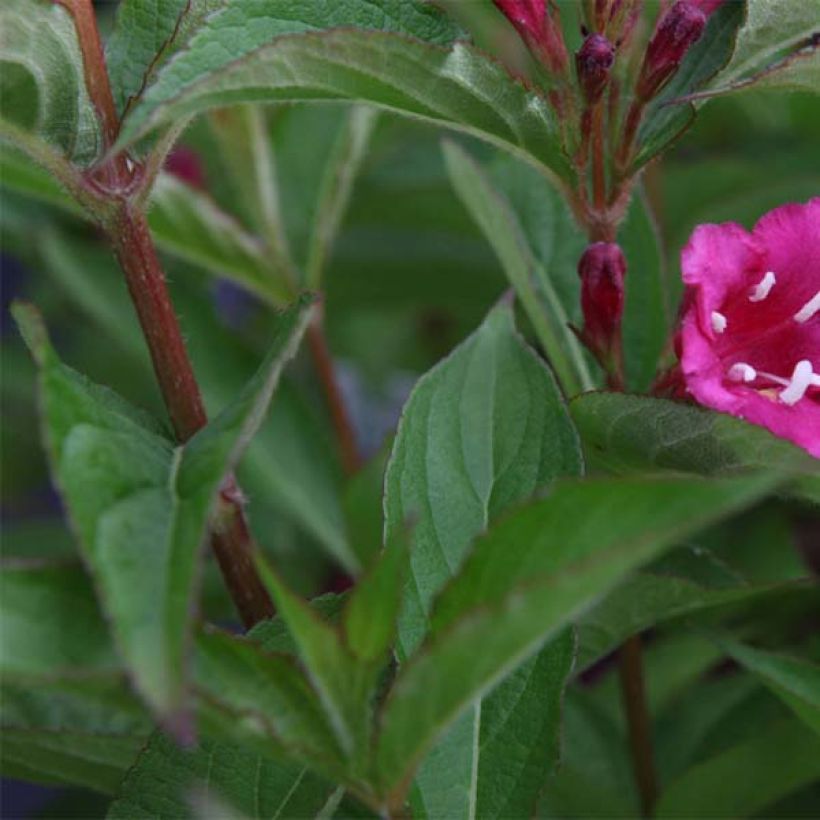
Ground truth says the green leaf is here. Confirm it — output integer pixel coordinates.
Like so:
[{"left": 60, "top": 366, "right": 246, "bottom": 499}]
[
  {"left": 1, "top": 564, "right": 149, "bottom": 793},
  {"left": 148, "top": 172, "right": 290, "bottom": 304},
  {"left": 1, "top": 677, "right": 148, "bottom": 794},
  {"left": 116, "top": 6, "right": 570, "bottom": 184},
  {"left": 206, "top": 104, "right": 299, "bottom": 285},
  {"left": 255, "top": 562, "right": 376, "bottom": 771},
  {"left": 0, "top": 144, "right": 289, "bottom": 304},
  {"left": 0, "top": 143, "right": 84, "bottom": 215},
  {"left": 656, "top": 720, "right": 820, "bottom": 818},
  {"left": 721, "top": 640, "right": 820, "bottom": 736},
  {"left": 1, "top": 730, "right": 145, "bottom": 795},
  {"left": 13, "top": 297, "right": 313, "bottom": 718},
  {"left": 636, "top": 1, "right": 746, "bottom": 169},
  {"left": 0, "top": 563, "right": 120, "bottom": 678},
  {"left": 383, "top": 300, "right": 582, "bottom": 817},
  {"left": 386, "top": 301, "right": 583, "bottom": 657},
  {"left": 193, "top": 627, "right": 341, "bottom": 770},
  {"left": 302, "top": 106, "right": 378, "bottom": 290},
  {"left": 539, "top": 689, "right": 638, "bottom": 817},
  {"left": 575, "top": 572, "right": 799, "bottom": 672},
  {"left": 376, "top": 474, "right": 776, "bottom": 801},
  {"left": 343, "top": 542, "right": 408, "bottom": 664},
  {"left": 0, "top": 0, "right": 101, "bottom": 163},
  {"left": 106, "top": 0, "right": 190, "bottom": 114},
  {"left": 570, "top": 393, "right": 820, "bottom": 502},
  {"left": 108, "top": 732, "right": 338, "bottom": 819},
  {"left": 706, "top": 0, "right": 820, "bottom": 95},
  {"left": 442, "top": 141, "right": 590, "bottom": 396},
  {"left": 618, "top": 190, "right": 668, "bottom": 391}
]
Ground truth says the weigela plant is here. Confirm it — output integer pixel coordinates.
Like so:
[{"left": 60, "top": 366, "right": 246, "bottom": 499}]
[{"left": 1, "top": 0, "right": 818, "bottom": 817}]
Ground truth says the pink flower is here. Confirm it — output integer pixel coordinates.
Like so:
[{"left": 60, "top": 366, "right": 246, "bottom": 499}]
[{"left": 679, "top": 198, "right": 820, "bottom": 458}]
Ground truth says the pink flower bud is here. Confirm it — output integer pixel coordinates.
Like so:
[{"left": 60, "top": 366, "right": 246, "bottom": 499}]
[
  {"left": 493, "top": 0, "right": 569, "bottom": 74},
  {"left": 578, "top": 242, "right": 626, "bottom": 359},
  {"left": 636, "top": 1, "right": 707, "bottom": 100},
  {"left": 576, "top": 34, "right": 615, "bottom": 103}
]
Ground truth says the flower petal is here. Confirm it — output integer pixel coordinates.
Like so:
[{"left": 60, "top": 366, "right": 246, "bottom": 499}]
[
  {"left": 752, "top": 197, "right": 820, "bottom": 317},
  {"left": 681, "top": 222, "right": 764, "bottom": 339}
]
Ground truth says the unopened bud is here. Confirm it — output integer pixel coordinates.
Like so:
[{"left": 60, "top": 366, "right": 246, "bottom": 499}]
[
  {"left": 637, "top": 1, "right": 706, "bottom": 100},
  {"left": 578, "top": 242, "right": 626, "bottom": 359},
  {"left": 576, "top": 34, "right": 615, "bottom": 103},
  {"left": 493, "top": 0, "right": 569, "bottom": 74}
]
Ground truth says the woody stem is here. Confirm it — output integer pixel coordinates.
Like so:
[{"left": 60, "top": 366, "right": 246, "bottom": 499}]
[{"left": 65, "top": 0, "right": 273, "bottom": 628}]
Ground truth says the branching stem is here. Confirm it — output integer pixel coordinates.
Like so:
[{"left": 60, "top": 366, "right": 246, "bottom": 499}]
[{"left": 64, "top": 0, "right": 273, "bottom": 628}]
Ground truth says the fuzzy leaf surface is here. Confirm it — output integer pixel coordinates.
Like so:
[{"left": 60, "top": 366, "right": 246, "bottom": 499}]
[
  {"left": 108, "top": 732, "right": 336, "bottom": 819},
  {"left": 570, "top": 393, "right": 820, "bottom": 502},
  {"left": 116, "top": 4, "right": 570, "bottom": 183},
  {"left": 106, "top": 0, "right": 190, "bottom": 113},
  {"left": 383, "top": 301, "right": 582, "bottom": 818},
  {"left": 13, "top": 298, "right": 312, "bottom": 718},
  {"left": 0, "top": 0, "right": 100, "bottom": 163},
  {"left": 706, "top": 0, "right": 820, "bottom": 95},
  {"left": 376, "top": 474, "right": 777, "bottom": 799}
]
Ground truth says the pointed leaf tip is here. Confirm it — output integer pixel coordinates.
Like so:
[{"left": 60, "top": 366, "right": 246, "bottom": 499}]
[{"left": 11, "top": 301, "right": 51, "bottom": 365}]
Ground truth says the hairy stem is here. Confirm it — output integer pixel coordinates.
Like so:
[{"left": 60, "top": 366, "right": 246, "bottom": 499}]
[
  {"left": 65, "top": 0, "right": 273, "bottom": 628},
  {"left": 307, "top": 311, "right": 362, "bottom": 476},
  {"left": 618, "top": 635, "right": 658, "bottom": 817},
  {"left": 590, "top": 100, "right": 607, "bottom": 211}
]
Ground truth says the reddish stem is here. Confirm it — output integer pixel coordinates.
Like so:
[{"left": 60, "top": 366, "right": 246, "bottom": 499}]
[
  {"left": 307, "top": 312, "right": 362, "bottom": 476},
  {"left": 619, "top": 635, "right": 658, "bottom": 816},
  {"left": 112, "top": 208, "right": 209, "bottom": 438},
  {"left": 590, "top": 100, "right": 607, "bottom": 210},
  {"left": 56, "top": 0, "right": 127, "bottom": 183},
  {"left": 615, "top": 99, "right": 644, "bottom": 177},
  {"left": 64, "top": 0, "right": 273, "bottom": 627}
]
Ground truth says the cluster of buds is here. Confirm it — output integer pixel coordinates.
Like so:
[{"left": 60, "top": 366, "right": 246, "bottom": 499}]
[
  {"left": 492, "top": 0, "right": 568, "bottom": 74},
  {"left": 636, "top": 1, "right": 708, "bottom": 100},
  {"left": 577, "top": 242, "right": 627, "bottom": 383}
]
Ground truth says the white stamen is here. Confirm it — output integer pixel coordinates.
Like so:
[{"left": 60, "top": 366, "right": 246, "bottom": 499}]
[
  {"left": 728, "top": 363, "right": 756, "bottom": 383},
  {"left": 749, "top": 271, "right": 776, "bottom": 302},
  {"left": 757, "top": 369, "right": 790, "bottom": 387},
  {"left": 779, "top": 360, "right": 814, "bottom": 406},
  {"left": 711, "top": 311, "right": 727, "bottom": 334},
  {"left": 794, "top": 290, "right": 820, "bottom": 323}
]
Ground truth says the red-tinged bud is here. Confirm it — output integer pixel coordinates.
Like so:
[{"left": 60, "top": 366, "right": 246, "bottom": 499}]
[
  {"left": 493, "top": 0, "right": 545, "bottom": 43},
  {"left": 493, "top": 0, "right": 569, "bottom": 74},
  {"left": 576, "top": 34, "right": 615, "bottom": 103},
  {"left": 578, "top": 242, "right": 626, "bottom": 364},
  {"left": 636, "top": 1, "right": 707, "bottom": 100}
]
